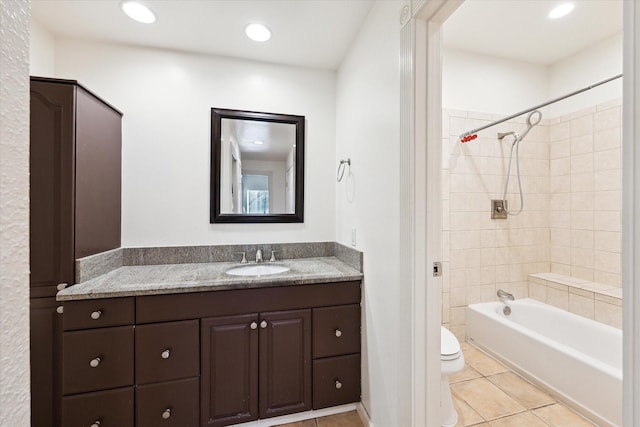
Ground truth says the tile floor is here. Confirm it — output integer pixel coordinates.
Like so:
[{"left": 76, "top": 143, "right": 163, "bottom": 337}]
[
  {"left": 275, "top": 342, "right": 598, "bottom": 427},
  {"left": 450, "top": 342, "right": 596, "bottom": 427}
]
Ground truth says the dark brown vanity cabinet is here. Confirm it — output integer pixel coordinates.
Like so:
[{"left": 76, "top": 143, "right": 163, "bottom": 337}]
[
  {"left": 30, "top": 76, "right": 122, "bottom": 427},
  {"left": 62, "top": 298, "right": 134, "bottom": 426},
  {"left": 62, "top": 281, "right": 361, "bottom": 427},
  {"left": 201, "top": 310, "right": 312, "bottom": 426}
]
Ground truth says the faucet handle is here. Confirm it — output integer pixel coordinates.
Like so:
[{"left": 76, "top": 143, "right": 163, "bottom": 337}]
[
  {"left": 270, "top": 251, "right": 277, "bottom": 262},
  {"left": 235, "top": 252, "right": 247, "bottom": 264}
]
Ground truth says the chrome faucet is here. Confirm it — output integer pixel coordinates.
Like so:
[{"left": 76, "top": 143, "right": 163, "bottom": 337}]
[
  {"left": 497, "top": 289, "right": 514, "bottom": 302},
  {"left": 255, "top": 249, "right": 263, "bottom": 263},
  {"left": 497, "top": 289, "right": 514, "bottom": 316}
]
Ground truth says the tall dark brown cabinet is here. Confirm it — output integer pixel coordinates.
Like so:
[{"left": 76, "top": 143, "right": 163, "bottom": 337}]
[{"left": 29, "top": 77, "right": 122, "bottom": 427}]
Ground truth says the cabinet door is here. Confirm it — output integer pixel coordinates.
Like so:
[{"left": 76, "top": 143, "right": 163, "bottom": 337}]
[
  {"left": 30, "top": 297, "right": 63, "bottom": 427},
  {"left": 259, "top": 309, "right": 311, "bottom": 419},
  {"left": 201, "top": 314, "right": 259, "bottom": 427},
  {"left": 29, "top": 80, "right": 75, "bottom": 293}
]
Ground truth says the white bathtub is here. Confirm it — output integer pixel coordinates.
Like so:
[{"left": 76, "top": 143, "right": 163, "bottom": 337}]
[{"left": 466, "top": 298, "right": 622, "bottom": 427}]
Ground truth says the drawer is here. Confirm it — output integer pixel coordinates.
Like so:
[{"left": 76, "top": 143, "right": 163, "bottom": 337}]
[
  {"left": 62, "top": 387, "right": 133, "bottom": 427},
  {"left": 312, "top": 354, "right": 360, "bottom": 410},
  {"left": 135, "top": 320, "right": 199, "bottom": 384},
  {"left": 63, "top": 326, "right": 134, "bottom": 395},
  {"left": 63, "top": 297, "right": 134, "bottom": 330},
  {"left": 313, "top": 304, "right": 360, "bottom": 358},
  {"left": 136, "top": 377, "right": 199, "bottom": 427}
]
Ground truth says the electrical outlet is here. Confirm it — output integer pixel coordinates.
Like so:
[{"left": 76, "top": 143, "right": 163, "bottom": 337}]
[{"left": 351, "top": 228, "right": 357, "bottom": 247}]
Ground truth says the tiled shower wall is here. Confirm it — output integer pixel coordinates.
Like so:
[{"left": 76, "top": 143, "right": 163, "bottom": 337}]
[
  {"left": 442, "top": 99, "right": 623, "bottom": 340},
  {"left": 442, "top": 110, "right": 551, "bottom": 340},
  {"left": 548, "top": 99, "right": 622, "bottom": 286}
]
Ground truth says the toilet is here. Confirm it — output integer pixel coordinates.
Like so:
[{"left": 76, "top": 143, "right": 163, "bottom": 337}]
[{"left": 441, "top": 326, "right": 465, "bottom": 427}]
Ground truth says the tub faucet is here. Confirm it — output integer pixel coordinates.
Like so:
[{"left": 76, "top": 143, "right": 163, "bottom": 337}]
[
  {"left": 497, "top": 289, "right": 514, "bottom": 302},
  {"left": 497, "top": 289, "right": 514, "bottom": 316},
  {"left": 255, "top": 249, "right": 263, "bottom": 263}
]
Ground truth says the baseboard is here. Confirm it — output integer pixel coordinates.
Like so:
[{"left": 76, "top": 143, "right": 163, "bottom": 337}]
[
  {"left": 356, "top": 402, "right": 374, "bottom": 427},
  {"left": 229, "top": 403, "right": 358, "bottom": 426}
]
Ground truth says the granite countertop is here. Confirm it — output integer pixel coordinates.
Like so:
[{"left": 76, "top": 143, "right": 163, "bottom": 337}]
[{"left": 56, "top": 257, "right": 363, "bottom": 301}]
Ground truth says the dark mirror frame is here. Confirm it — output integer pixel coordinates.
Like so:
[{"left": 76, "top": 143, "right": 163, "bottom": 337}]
[{"left": 210, "top": 108, "right": 305, "bottom": 223}]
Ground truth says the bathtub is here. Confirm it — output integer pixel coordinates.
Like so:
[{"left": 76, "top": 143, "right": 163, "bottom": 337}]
[{"left": 466, "top": 298, "right": 622, "bottom": 427}]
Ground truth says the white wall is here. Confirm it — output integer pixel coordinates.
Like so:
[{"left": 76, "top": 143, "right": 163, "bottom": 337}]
[
  {"left": 443, "top": 32, "right": 623, "bottom": 119},
  {"left": 29, "top": 17, "right": 54, "bottom": 76},
  {"left": 54, "top": 38, "right": 336, "bottom": 247},
  {"left": 548, "top": 32, "right": 623, "bottom": 117},
  {"left": 443, "top": 48, "right": 548, "bottom": 115},
  {"left": 336, "top": 1, "right": 404, "bottom": 425},
  {"left": 0, "top": 0, "right": 31, "bottom": 424}
]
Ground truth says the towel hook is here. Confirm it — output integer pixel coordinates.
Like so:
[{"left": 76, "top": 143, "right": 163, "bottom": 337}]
[{"left": 337, "top": 158, "right": 351, "bottom": 182}]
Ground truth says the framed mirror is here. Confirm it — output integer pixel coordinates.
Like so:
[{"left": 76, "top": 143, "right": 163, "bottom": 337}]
[{"left": 210, "top": 108, "right": 305, "bottom": 223}]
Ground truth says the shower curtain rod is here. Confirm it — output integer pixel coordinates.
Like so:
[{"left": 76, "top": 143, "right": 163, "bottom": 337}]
[{"left": 459, "top": 73, "right": 623, "bottom": 142}]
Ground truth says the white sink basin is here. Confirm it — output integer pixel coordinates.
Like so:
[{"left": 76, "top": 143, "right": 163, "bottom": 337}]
[{"left": 226, "top": 264, "right": 290, "bottom": 276}]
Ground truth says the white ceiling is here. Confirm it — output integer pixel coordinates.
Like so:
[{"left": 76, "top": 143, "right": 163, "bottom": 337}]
[
  {"left": 443, "top": 0, "right": 623, "bottom": 66},
  {"left": 31, "top": 0, "right": 374, "bottom": 70},
  {"left": 32, "top": 0, "right": 624, "bottom": 70},
  {"left": 226, "top": 119, "right": 295, "bottom": 162}
]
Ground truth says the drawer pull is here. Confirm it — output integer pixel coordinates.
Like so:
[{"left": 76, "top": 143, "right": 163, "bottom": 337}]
[
  {"left": 161, "top": 349, "right": 171, "bottom": 359},
  {"left": 89, "top": 357, "right": 101, "bottom": 368},
  {"left": 260, "top": 320, "right": 268, "bottom": 329},
  {"left": 335, "top": 380, "right": 343, "bottom": 390},
  {"left": 56, "top": 306, "right": 64, "bottom": 314},
  {"left": 90, "top": 421, "right": 101, "bottom": 427},
  {"left": 335, "top": 329, "right": 343, "bottom": 338},
  {"left": 250, "top": 321, "right": 258, "bottom": 330},
  {"left": 90, "top": 310, "right": 102, "bottom": 320},
  {"left": 162, "top": 408, "right": 171, "bottom": 420}
]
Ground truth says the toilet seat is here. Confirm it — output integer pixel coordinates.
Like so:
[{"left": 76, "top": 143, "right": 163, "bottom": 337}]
[{"left": 441, "top": 326, "right": 461, "bottom": 361}]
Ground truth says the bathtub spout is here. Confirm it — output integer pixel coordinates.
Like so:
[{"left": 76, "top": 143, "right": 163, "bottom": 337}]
[
  {"left": 497, "top": 289, "right": 515, "bottom": 302},
  {"left": 497, "top": 289, "right": 514, "bottom": 315}
]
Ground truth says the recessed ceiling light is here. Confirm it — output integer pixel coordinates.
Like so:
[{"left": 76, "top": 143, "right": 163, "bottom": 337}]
[
  {"left": 245, "top": 23, "right": 271, "bottom": 42},
  {"left": 254, "top": 140, "right": 264, "bottom": 145},
  {"left": 548, "top": 3, "right": 575, "bottom": 19},
  {"left": 121, "top": 1, "right": 156, "bottom": 24}
]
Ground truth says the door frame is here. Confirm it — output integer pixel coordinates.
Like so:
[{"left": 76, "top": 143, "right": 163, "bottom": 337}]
[{"left": 400, "top": 0, "right": 640, "bottom": 425}]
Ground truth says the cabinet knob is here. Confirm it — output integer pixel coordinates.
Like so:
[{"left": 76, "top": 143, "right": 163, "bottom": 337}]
[
  {"left": 90, "top": 310, "right": 102, "bottom": 320},
  {"left": 260, "top": 320, "right": 268, "bottom": 329},
  {"left": 161, "top": 349, "right": 171, "bottom": 359},
  {"left": 250, "top": 322, "right": 258, "bottom": 330},
  {"left": 335, "top": 380, "right": 343, "bottom": 390},
  {"left": 89, "top": 357, "right": 101, "bottom": 368},
  {"left": 56, "top": 283, "right": 68, "bottom": 291},
  {"left": 162, "top": 408, "right": 171, "bottom": 419},
  {"left": 56, "top": 306, "right": 64, "bottom": 314},
  {"left": 90, "top": 421, "right": 101, "bottom": 427},
  {"left": 335, "top": 329, "right": 342, "bottom": 338}
]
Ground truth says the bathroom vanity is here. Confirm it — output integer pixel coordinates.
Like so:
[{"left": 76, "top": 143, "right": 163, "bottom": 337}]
[{"left": 57, "top": 252, "right": 363, "bottom": 427}]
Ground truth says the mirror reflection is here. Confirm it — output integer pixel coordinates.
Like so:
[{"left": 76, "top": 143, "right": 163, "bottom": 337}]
[
  {"left": 210, "top": 108, "right": 305, "bottom": 223},
  {"left": 220, "top": 119, "right": 296, "bottom": 214}
]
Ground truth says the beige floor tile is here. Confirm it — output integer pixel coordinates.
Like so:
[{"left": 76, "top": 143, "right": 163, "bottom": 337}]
[
  {"left": 487, "top": 372, "right": 555, "bottom": 409},
  {"left": 452, "top": 391, "right": 485, "bottom": 426},
  {"left": 488, "top": 411, "right": 549, "bottom": 427},
  {"left": 315, "top": 411, "right": 364, "bottom": 427},
  {"left": 450, "top": 364, "right": 483, "bottom": 384},
  {"left": 273, "top": 420, "right": 317, "bottom": 427},
  {"left": 463, "top": 346, "right": 510, "bottom": 376},
  {"left": 532, "top": 404, "right": 597, "bottom": 426},
  {"left": 451, "top": 378, "right": 526, "bottom": 421}
]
